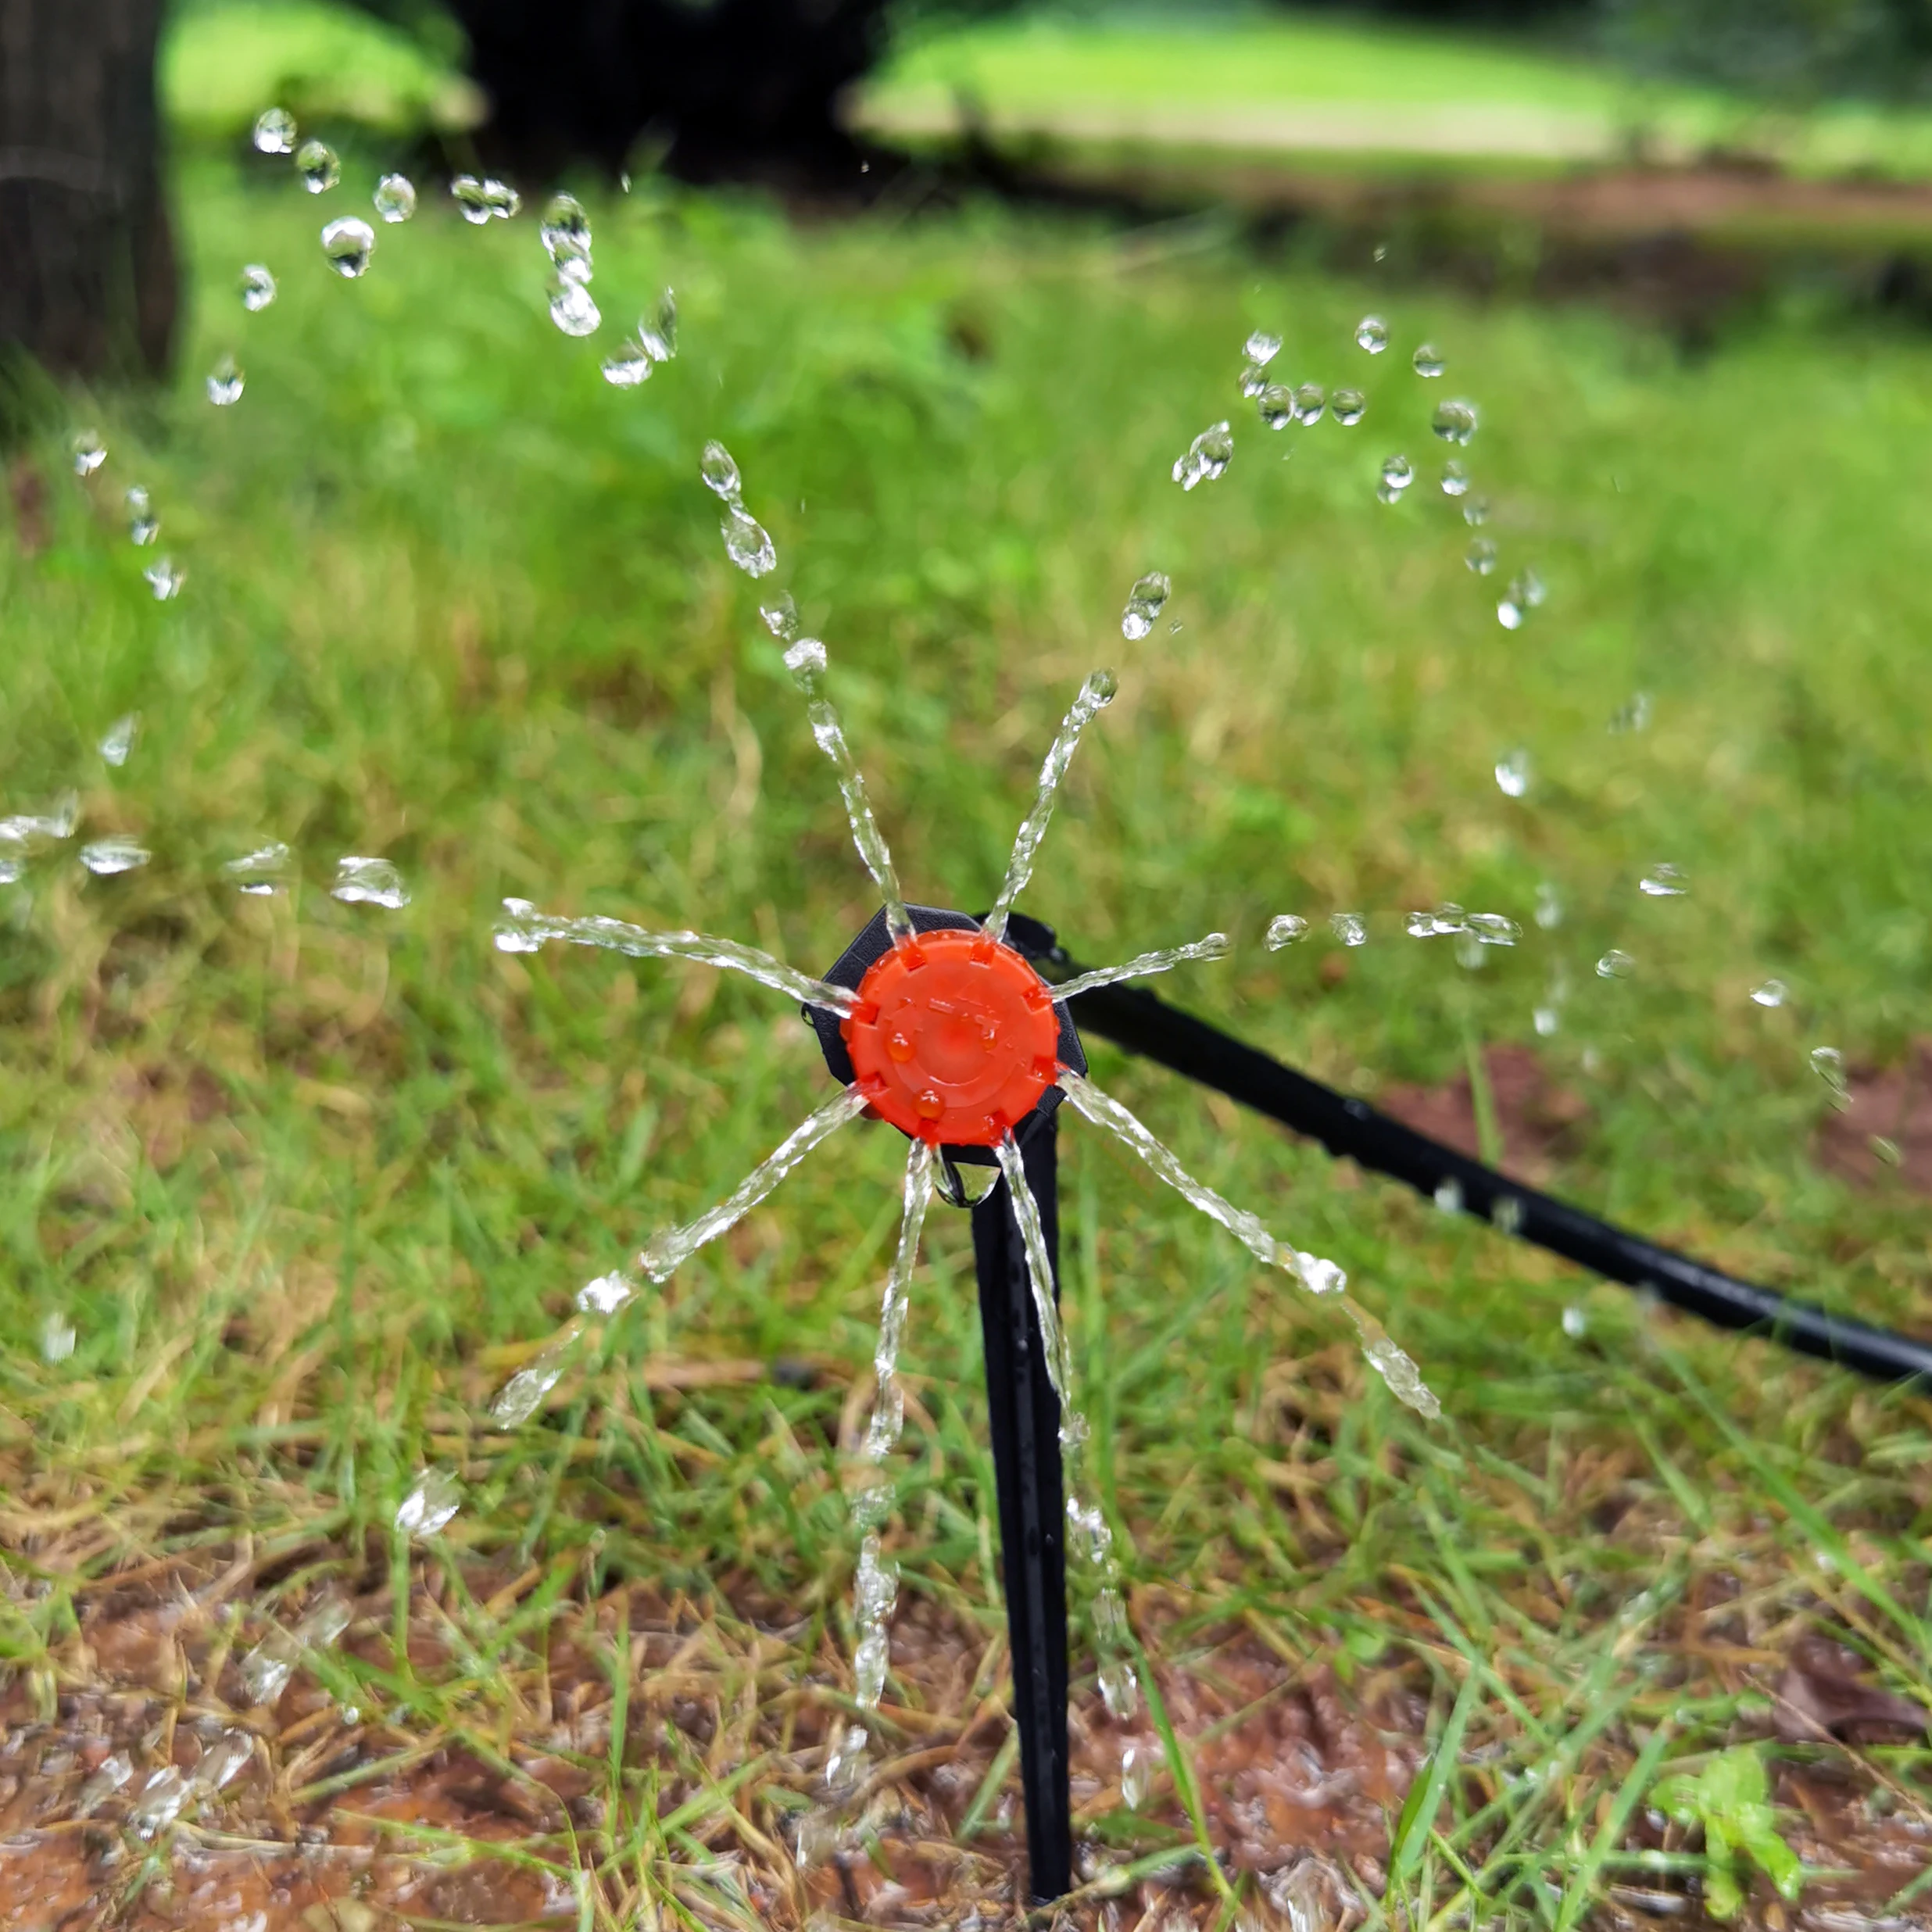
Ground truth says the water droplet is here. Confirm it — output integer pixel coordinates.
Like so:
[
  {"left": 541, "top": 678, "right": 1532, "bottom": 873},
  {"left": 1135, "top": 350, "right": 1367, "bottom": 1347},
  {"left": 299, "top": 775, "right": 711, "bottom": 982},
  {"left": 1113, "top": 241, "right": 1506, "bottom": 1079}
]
[
  {"left": 1243, "top": 328, "right": 1282, "bottom": 366},
  {"left": 373, "top": 173, "right": 417, "bottom": 223},
  {"left": 1533, "top": 1004, "right": 1560, "bottom": 1036},
  {"left": 1431, "top": 398, "right": 1478, "bottom": 445},
  {"left": 1596, "top": 949, "right": 1635, "bottom": 980},
  {"left": 489, "top": 1347, "right": 570, "bottom": 1429},
  {"left": 1412, "top": 342, "right": 1445, "bottom": 377},
  {"left": 1433, "top": 1178, "right": 1463, "bottom": 1215},
  {"left": 1639, "top": 864, "right": 1687, "bottom": 898},
  {"left": 824, "top": 1721, "right": 870, "bottom": 1794},
  {"left": 126, "top": 484, "right": 157, "bottom": 544},
  {"left": 41, "top": 1311, "right": 75, "bottom": 1361},
  {"left": 206, "top": 353, "right": 244, "bottom": 406},
  {"left": 1297, "top": 1250, "right": 1347, "bottom": 1295},
  {"left": 548, "top": 281, "right": 600, "bottom": 336},
  {"left": 1499, "top": 569, "right": 1545, "bottom": 629},
  {"left": 1463, "top": 494, "right": 1490, "bottom": 528},
  {"left": 252, "top": 106, "right": 296, "bottom": 154},
  {"left": 1562, "top": 1304, "right": 1587, "bottom": 1339},
  {"left": 1609, "top": 691, "right": 1652, "bottom": 734},
  {"left": 320, "top": 217, "right": 375, "bottom": 278},
  {"left": 80, "top": 836, "right": 148, "bottom": 876},
  {"left": 1120, "top": 1743, "right": 1149, "bottom": 1809},
  {"left": 1467, "top": 912, "right": 1519, "bottom": 946},
  {"left": 783, "top": 638, "right": 827, "bottom": 685},
  {"left": 1257, "top": 383, "right": 1296, "bottom": 431},
  {"left": 1490, "top": 1195, "right": 1523, "bottom": 1235},
  {"left": 1494, "top": 749, "right": 1530, "bottom": 797},
  {"left": 1293, "top": 381, "right": 1326, "bottom": 425},
  {"left": 332, "top": 854, "right": 409, "bottom": 909},
  {"left": 71, "top": 429, "right": 106, "bottom": 475},
  {"left": 540, "top": 192, "right": 592, "bottom": 268},
  {"left": 1441, "top": 459, "right": 1470, "bottom": 496},
  {"left": 1097, "top": 1658, "right": 1140, "bottom": 1723},
  {"left": 1535, "top": 884, "right": 1562, "bottom": 929},
  {"left": 1873, "top": 1132, "right": 1903, "bottom": 1167},
  {"left": 224, "top": 841, "right": 290, "bottom": 895},
  {"left": 1172, "top": 420, "right": 1233, "bottom": 490},
  {"left": 576, "top": 1271, "right": 633, "bottom": 1315},
  {"left": 1329, "top": 912, "right": 1367, "bottom": 946},
  {"left": 721, "top": 504, "right": 776, "bottom": 577},
  {"left": 1331, "top": 387, "right": 1366, "bottom": 425},
  {"left": 1377, "top": 453, "right": 1413, "bottom": 503},
  {"left": 483, "top": 178, "right": 521, "bottom": 218},
  {"left": 130, "top": 1766, "right": 190, "bottom": 1838},
  {"left": 1810, "top": 1045, "right": 1848, "bottom": 1101},
  {"left": 1265, "top": 914, "right": 1308, "bottom": 950},
  {"left": 639, "top": 288, "right": 678, "bottom": 362},
  {"left": 77, "top": 1752, "right": 132, "bottom": 1815},
  {"left": 98, "top": 714, "right": 138, "bottom": 767},
  {"left": 395, "top": 1469, "right": 461, "bottom": 1539},
  {"left": 760, "top": 592, "right": 800, "bottom": 641},
  {"left": 1751, "top": 978, "right": 1788, "bottom": 1008},
  {"left": 294, "top": 140, "right": 339, "bottom": 193},
  {"left": 198, "top": 1728, "right": 253, "bottom": 1793},
  {"left": 1455, "top": 931, "right": 1487, "bottom": 971},
  {"left": 1120, "top": 571, "right": 1171, "bottom": 639},
  {"left": 1356, "top": 314, "right": 1388, "bottom": 354},
  {"left": 239, "top": 263, "right": 276, "bottom": 311},
  {"left": 451, "top": 175, "right": 493, "bottom": 223},
  {"left": 143, "top": 557, "right": 184, "bottom": 600},
  {"left": 1466, "top": 538, "right": 1497, "bottom": 575},
  {"left": 600, "top": 341, "right": 653, "bottom": 387},
  {"left": 700, "top": 440, "right": 742, "bottom": 500},
  {"left": 492, "top": 895, "right": 543, "bottom": 952}
]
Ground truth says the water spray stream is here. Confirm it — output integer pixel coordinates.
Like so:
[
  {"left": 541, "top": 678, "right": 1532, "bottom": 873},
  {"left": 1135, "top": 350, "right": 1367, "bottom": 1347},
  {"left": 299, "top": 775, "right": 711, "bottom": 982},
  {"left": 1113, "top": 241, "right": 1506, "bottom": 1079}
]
[
  {"left": 864, "top": 1140, "right": 935, "bottom": 1463},
  {"left": 494, "top": 900, "right": 856, "bottom": 1011},
  {"left": 995, "top": 1132, "right": 1074, "bottom": 1403},
  {"left": 982, "top": 668, "right": 1118, "bottom": 946},
  {"left": 1050, "top": 931, "right": 1230, "bottom": 1000}
]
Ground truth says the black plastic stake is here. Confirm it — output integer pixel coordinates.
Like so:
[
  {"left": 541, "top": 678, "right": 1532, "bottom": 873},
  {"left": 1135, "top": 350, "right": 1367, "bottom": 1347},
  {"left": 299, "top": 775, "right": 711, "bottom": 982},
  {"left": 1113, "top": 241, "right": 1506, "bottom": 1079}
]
[{"left": 971, "top": 1113, "right": 1073, "bottom": 1903}]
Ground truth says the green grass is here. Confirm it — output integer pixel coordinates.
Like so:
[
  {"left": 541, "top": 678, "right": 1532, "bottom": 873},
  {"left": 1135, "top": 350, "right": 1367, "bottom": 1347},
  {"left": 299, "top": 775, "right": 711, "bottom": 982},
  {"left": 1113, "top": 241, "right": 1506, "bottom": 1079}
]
[
  {"left": 862, "top": 4, "right": 1932, "bottom": 179},
  {"left": 2, "top": 146, "right": 1930, "bottom": 1920}
]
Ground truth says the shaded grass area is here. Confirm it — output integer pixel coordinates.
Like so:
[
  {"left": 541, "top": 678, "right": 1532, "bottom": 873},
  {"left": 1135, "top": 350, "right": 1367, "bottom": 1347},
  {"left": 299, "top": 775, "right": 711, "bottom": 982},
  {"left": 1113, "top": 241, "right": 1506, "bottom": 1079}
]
[{"left": 0, "top": 155, "right": 1930, "bottom": 1923}]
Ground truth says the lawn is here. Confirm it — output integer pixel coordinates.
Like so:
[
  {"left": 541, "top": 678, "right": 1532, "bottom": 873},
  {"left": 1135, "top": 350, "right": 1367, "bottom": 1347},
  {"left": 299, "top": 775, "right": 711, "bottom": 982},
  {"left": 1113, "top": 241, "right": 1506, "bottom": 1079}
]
[
  {"left": 859, "top": 5, "right": 1932, "bottom": 181},
  {"left": 1, "top": 109, "right": 1930, "bottom": 1928}
]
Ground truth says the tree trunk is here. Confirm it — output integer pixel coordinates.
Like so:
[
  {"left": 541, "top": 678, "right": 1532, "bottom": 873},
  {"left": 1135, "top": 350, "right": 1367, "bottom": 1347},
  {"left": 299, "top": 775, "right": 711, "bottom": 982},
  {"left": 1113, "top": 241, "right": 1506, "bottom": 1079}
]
[{"left": 0, "top": 0, "right": 175, "bottom": 416}]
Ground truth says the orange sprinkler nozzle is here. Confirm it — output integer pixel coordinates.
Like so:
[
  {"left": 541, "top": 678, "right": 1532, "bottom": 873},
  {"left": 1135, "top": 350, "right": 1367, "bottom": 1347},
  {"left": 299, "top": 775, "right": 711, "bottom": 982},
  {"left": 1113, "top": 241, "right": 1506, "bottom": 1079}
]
[{"left": 841, "top": 928, "right": 1061, "bottom": 1146}]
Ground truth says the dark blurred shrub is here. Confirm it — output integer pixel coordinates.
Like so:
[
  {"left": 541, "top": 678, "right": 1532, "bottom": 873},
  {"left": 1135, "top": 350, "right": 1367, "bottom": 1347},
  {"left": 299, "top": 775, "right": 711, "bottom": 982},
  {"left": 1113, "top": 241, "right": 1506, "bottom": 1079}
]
[{"left": 1598, "top": 0, "right": 1932, "bottom": 102}]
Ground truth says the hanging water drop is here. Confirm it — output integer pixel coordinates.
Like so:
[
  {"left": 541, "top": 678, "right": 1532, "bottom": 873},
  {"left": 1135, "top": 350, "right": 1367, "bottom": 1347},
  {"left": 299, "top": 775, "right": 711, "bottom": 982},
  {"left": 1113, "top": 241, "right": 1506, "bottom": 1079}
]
[
  {"left": 1596, "top": 950, "right": 1635, "bottom": 980},
  {"left": 1329, "top": 912, "right": 1367, "bottom": 946},
  {"left": 373, "top": 173, "right": 417, "bottom": 223},
  {"left": 1331, "top": 387, "right": 1366, "bottom": 425},
  {"left": 1293, "top": 381, "right": 1326, "bottom": 425},
  {"left": 1466, "top": 538, "right": 1497, "bottom": 575},
  {"left": 239, "top": 263, "right": 276, "bottom": 311},
  {"left": 1494, "top": 748, "right": 1530, "bottom": 797},
  {"left": 252, "top": 106, "right": 296, "bottom": 154},
  {"left": 549, "top": 281, "right": 600, "bottom": 336},
  {"left": 320, "top": 217, "right": 375, "bottom": 278},
  {"left": 1243, "top": 328, "right": 1283, "bottom": 366},
  {"left": 1120, "top": 571, "right": 1170, "bottom": 639},
  {"left": 1639, "top": 864, "right": 1687, "bottom": 897},
  {"left": 1257, "top": 383, "right": 1296, "bottom": 431},
  {"left": 1412, "top": 342, "right": 1445, "bottom": 377},
  {"left": 1172, "top": 420, "right": 1233, "bottom": 490},
  {"left": 71, "top": 430, "right": 106, "bottom": 476},
  {"left": 600, "top": 341, "right": 652, "bottom": 386},
  {"left": 294, "top": 140, "right": 339, "bottom": 193},
  {"left": 1356, "top": 314, "right": 1388, "bottom": 353},
  {"left": 206, "top": 353, "right": 244, "bottom": 406},
  {"left": 1751, "top": 978, "right": 1788, "bottom": 1008},
  {"left": 639, "top": 288, "right": 678, "bottom": 362},
  {"left": 701, "top": 440, "right": 742, "bottom": 500},
  {"left": 1432, "top": 399, "right": 1478, "bottom": 445},
  {"left": 721, "top": 504, "right": 777, "bottom": 577},
  {"left": 143, "top": 557, "right": 184, "bottom": 600}
]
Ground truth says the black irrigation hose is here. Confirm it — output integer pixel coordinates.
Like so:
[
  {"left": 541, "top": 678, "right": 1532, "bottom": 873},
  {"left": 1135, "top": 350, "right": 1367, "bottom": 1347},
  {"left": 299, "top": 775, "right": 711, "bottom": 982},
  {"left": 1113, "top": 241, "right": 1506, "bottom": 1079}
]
[{"left": 1027, "top": 939, "right": 1932, "bottom": 1390}]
